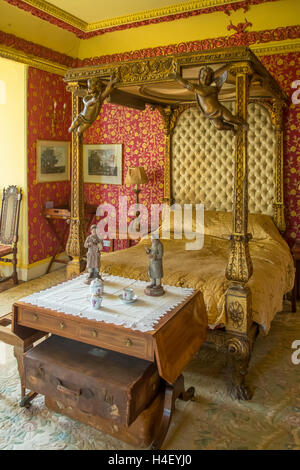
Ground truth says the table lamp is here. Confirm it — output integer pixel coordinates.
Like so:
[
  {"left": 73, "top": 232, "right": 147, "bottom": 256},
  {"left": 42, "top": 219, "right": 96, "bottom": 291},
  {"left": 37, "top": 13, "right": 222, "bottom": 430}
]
[{"left": 125, "top": 166, "right": 149, "bottom": 232}]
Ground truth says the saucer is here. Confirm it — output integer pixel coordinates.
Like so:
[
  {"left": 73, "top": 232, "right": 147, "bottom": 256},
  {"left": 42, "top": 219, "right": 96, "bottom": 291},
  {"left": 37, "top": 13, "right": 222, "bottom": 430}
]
[{"left": 118, "top": 294, "right": 138, "bottom": 304}]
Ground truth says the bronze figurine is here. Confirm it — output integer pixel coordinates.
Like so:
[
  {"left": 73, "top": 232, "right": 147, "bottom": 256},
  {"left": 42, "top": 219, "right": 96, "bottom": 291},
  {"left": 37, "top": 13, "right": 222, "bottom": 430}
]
[
  {"left": 84, "top": 224, "right": 103, "bottom": 284},
  {"left": 144, "top": 235, "right": 165, "bottom": 296},
  {"left": 69, "top": 75, "right": 117, "bottom": 136},
  {"left": 172, "top": 67, "right": 248, "bottom": 132}
]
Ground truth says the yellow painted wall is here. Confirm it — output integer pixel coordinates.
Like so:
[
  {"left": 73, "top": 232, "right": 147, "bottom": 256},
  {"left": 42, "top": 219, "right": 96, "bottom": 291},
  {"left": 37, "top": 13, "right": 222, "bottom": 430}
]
[
  {"left": 78, "top": 0, "right": 300, "bottom": 59},
  {"left": 0, "top": 57, "right": 28, "bottom": 272},
  {"left": 0, "top": 0, "right": 298, "bottom": 60},
  {"left": 0, "top": 1, "right": 80, "bottom": 58}
]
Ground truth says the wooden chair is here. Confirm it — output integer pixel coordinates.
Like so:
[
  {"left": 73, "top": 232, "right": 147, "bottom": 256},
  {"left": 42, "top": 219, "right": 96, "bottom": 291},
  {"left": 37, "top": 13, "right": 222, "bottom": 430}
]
[{"left": 0, "top": 185, "right": 22, "bottom": 285}]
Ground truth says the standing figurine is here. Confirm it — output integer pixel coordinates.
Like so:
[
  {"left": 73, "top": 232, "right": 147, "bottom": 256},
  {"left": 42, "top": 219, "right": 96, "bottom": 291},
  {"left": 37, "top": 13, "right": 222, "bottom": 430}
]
[
  {"left": 144, "top": 234, "right": 165, "bottom": 296},
  {"left": 84, "top": 224, "right": 103, "bottom": 284},
  {"left": 172, "top": 67, "right": 248, "bottom": 132},
  {"left": 68, "top": 74, "right": 118, "bottom": 136}
]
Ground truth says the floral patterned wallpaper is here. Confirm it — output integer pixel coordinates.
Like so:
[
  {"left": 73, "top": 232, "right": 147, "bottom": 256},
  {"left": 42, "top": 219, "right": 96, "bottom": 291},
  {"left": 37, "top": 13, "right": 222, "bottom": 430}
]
[
  {"left": 83, "top": 103, "right": 165, "bottom": 249},
  {"left": 261, "top": 51, "right": 300, "bottom": 245},
  {"left": 27, "top": 67, "right": 71, "bottom": 264},
  {"left": 27, "top": 50, "right": 299, "bottom": 263}
]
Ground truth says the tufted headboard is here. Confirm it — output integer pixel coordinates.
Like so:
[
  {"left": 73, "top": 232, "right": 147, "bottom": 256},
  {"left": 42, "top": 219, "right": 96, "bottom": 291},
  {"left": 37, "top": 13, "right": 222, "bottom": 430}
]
[{"left": 171, "top": 102, "right": 276, "bottom": 216}]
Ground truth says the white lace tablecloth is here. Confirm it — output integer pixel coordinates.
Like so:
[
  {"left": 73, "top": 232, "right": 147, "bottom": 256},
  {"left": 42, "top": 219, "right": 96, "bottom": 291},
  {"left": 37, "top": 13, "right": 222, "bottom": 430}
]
[{"left": 19, "top": 274, "right": 194, "bottom": 332}]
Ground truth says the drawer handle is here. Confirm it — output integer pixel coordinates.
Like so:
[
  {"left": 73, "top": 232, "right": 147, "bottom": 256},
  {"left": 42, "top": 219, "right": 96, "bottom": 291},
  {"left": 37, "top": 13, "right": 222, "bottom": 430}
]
[
  {"left": 59, "top": 321, "right": 65, "bottom": 329},
  {"left": 33, "top": 314, "right": 38, "bottom": 321},
  {"left": 125, "top": 338, "right": 133, "bottom": 347},
  {"left": 91, "top": 329, "right": 97, "bottom": 338}
]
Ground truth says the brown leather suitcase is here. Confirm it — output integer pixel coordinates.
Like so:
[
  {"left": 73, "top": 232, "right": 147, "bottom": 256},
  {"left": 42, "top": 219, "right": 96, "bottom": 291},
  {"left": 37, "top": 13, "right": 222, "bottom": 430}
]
[
  {"left": 24, "top": 335, "right": 160, "bottom": 427},
  {"left": 46, "top": 392, "right": 165, "bottom": 448}
]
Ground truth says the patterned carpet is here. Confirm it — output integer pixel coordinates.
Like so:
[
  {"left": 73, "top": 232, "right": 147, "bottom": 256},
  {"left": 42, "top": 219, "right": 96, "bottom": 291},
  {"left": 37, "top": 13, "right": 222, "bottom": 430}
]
[
  {"left": 0, "top": 270, "right": 299, "bottom": 450},
  {"left": 0, "top": 269, "right": 66, "bottom": 318}
]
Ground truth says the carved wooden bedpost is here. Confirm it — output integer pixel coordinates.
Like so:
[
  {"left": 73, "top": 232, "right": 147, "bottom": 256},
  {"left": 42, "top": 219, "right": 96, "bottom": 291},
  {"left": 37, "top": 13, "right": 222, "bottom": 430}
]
[
  {"left": 157, "top": 106, "right": 172, "bottom": 204},
  {"left": 225, "top": 63, "right": 257, "bottom": 400},
  {"left": 65, "top": 82, "right": 86, "bottom": 278},
  {"left": 272, "top": 99, "right": 286, "bottom": 233},
  {"left": 158, "top": 105, "right": 190, "bottom": 205},
  {"left": 164, "top": 108, "right": 173, "bottom": 205}
]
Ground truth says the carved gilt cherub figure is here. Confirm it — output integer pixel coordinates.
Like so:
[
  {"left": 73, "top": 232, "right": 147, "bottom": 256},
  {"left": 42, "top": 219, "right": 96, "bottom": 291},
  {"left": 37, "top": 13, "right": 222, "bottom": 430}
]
[
  {"left": 69, "top": 74, "right": 117, "bottom": 136},
  {"left": 144, "top": 234, "right": 165, "bottom": 297},
  {"left": 173, "top": 66, "right": 248, "bottom": 132},
  {"left": 84, "top": 224, "right": 103, "bottom": 284}
]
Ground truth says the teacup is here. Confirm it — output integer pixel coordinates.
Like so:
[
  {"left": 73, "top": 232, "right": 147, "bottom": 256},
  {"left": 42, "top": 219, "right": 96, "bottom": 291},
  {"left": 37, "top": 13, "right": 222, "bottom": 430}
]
[
  {"left": 91, "top": 294, "right": 103, "bottom": 309},
  {"left": 122, "top": 288, "right": 134, "bottom": 301}
]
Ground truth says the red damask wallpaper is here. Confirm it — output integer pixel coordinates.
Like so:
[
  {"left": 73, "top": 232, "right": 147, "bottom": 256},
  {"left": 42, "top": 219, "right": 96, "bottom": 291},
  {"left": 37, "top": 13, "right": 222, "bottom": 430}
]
[
  {"left": 27, "top": 67, "right": 71, "bottom": 264},
  {"left": 83, "top": 104, "right": 165, "bottom": 249},
  {"left": 261, "top": 52, "right": 300, "bottom": 245}
]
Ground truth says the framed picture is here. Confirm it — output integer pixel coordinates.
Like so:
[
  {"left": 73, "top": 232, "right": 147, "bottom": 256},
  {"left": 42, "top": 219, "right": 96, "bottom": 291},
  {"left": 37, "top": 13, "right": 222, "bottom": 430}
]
[
  {"left": 36, "top": 140, "right": 70, "bottom": 183},
  {"left": 84, "top": 144, "right": 122, "bottom": 185}
]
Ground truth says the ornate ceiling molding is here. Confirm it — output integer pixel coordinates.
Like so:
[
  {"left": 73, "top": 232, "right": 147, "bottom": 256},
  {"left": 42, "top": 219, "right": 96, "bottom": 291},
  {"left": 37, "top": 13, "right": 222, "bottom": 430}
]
[
  {"left": 4, "top": 0, "right": 282, "bottom": 38},
  {"left": 0, "top": 24, "right": 298, "bottom": 76},
  {"left": 0, "top": 44, "right": 67, "bottom": 75},
  {"left": 253, "top": 40, "right": 300, "bottom": 56},
  {"left": 79, "top": 25, "right": 300, "bottom": 66},
  {"left": 0, "top": 30, "right": 78, "bottom": 69}
]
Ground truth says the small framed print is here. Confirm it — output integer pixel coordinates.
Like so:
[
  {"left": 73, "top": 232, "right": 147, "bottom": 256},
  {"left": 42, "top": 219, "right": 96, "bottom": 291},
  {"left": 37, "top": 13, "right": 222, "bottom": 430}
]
[
  {"left": 36, "top": 140, "right": 70, "bottom": 183},
  {"left": 84, "top": 144, "right": 122, "bottom": 185}
]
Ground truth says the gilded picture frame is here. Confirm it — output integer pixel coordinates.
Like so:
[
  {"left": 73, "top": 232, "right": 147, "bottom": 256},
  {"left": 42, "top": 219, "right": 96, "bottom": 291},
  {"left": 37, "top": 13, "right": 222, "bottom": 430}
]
[
  {"left": 83, "top": 144, "right": 122, "bottom": 185},
  {"left": 36, "top": 140, "right": 70, "bottom": 183}
]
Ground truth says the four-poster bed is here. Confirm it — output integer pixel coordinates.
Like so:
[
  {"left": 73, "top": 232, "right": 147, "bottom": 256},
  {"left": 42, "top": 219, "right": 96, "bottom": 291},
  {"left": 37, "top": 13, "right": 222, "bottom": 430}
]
[{"left": 63, "top": 46, "right": 294, "bottom": 400}]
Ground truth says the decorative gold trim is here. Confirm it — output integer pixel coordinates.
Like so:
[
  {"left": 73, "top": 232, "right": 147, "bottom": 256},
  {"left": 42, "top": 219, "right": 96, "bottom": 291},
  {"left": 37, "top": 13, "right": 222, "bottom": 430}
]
[
  {"left": 157, "top": 104, "right": 194, "bottom": 204},
  {"left": 65, "top": 83, "right": 86, "bottom": 278},
  {"left": 85, "top": 0, "right": 242, "bottom": 32},
  {"left": 0, "top": 44, "right": 67, "bottom": 76},
  {"left": 251, "top": 40, "right": 300, "bottom": 56},
  {"left": 65, "top": 47, "right": 286, "bottom": 103},
  {"left": 226, "top": 285, "right": 252, "bottom": 334},
  {"left": 22, "top": 0, "right": 87, "bottom": 30},
  {"left": 156, "top": 106, "right": 172, "bottom": 203},
  {"left": 272, "top": 99, "right": 286, "bottom": 233},
  {"left": 22, "top": 0, "right": 244, "bottom": 32},
  {"left": 225, "top": 63, "right": 253, "bottom": 284}
]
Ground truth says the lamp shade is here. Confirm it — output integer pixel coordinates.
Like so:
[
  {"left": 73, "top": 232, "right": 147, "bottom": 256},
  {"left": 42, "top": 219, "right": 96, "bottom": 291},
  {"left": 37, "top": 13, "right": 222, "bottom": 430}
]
[{"left": 125, "top": 166, "right": 148, "bottom": 185}]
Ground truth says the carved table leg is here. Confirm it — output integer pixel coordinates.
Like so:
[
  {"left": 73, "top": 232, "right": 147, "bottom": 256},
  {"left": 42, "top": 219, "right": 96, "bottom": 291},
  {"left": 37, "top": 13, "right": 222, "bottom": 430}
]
[
  {"left": 14, "top": 344, "right": 38, "bottom": 407},
  {"left": 151, "top": 375, "right": 194, "bottom": 450}
]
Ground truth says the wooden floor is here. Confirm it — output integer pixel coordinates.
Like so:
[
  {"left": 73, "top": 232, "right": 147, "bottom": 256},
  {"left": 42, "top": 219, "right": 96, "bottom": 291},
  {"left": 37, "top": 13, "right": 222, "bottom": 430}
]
[{"left": 0, "top": 279, "right": 24, "bottom": 293}]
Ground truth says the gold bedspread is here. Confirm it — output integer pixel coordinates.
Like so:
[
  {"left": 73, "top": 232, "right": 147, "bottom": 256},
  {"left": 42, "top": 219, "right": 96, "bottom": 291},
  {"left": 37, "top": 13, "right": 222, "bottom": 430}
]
[{"left": 101, "top": 212, "right": 294, "bottom": 333}]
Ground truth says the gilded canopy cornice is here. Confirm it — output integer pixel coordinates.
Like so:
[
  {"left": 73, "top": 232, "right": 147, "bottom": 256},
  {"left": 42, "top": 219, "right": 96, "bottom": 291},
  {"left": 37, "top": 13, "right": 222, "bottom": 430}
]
[{"left": 64, "top": 46, "right": 288, "bottom": 103}]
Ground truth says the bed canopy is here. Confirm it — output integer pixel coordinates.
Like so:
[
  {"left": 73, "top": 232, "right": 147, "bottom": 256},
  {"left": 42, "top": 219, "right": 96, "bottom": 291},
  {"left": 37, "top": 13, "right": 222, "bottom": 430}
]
[
  {"left": 64, "top": 46, "right": 287, "bottom": 292},
  {"left": 63, "top": 47, "right": 289, "bottom": 400}
]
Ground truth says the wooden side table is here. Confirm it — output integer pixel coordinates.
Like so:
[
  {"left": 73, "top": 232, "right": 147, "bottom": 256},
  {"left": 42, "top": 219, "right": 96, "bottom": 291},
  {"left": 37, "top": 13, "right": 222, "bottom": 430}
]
[
  {"left": 291, "top": 239, "right": 300, "bottom": 313},
  {"left": 42, "top": 208, "right": 71, "bottom": 274},
  {"left": 43, "top": 204, "right": 97, "bottom": 273},
  {"left": 11, "top": 279, "right": 207, "bottom": 448}
]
